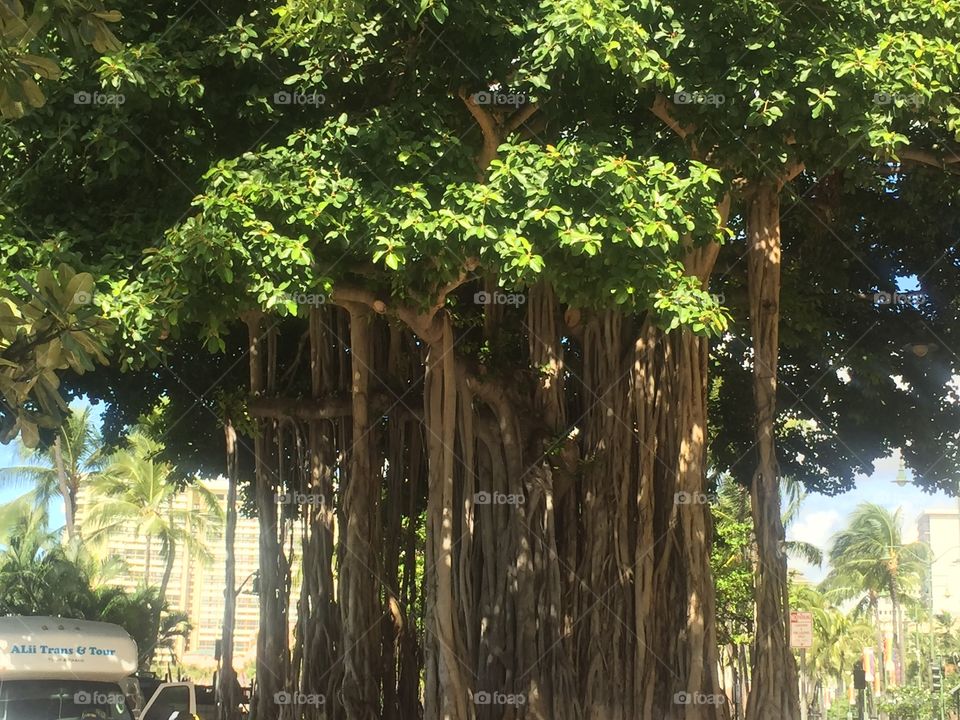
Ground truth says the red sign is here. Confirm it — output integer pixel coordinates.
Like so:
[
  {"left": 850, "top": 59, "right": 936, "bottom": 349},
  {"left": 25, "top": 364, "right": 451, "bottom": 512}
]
[{"left": 790, "top": 611, "right": 814, "bottom": 649}]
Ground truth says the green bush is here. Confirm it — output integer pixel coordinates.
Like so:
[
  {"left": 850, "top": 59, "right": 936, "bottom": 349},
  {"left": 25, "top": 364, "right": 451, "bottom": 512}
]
[{"left": 877, "top": 685, "right": 937, "bottom": 720}]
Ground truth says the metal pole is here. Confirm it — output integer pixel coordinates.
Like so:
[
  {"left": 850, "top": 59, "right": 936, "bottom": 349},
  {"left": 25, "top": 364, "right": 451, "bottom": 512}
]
[
  {"left": 732, "top": 667, "right": 741, "bottom": 720},
  {"left": 800, "top": 648, "right": 808, "bottom": 720},
  {"left": 938, "top": 658, "right": 945, "bottom": 720},
  {"left": 931, "top": 556, "right": 937, "bottom": 703}
]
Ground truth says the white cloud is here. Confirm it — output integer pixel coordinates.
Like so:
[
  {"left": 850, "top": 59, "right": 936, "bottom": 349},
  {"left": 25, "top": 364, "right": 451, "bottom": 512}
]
[{"left": 788, "top": 510, "right": 842, "bottom": 550}]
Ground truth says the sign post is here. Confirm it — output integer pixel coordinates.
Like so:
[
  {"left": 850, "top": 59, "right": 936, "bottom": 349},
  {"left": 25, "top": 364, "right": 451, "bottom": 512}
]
[{"left": 791, "top": 611, "right": 814, "bottom": 720}]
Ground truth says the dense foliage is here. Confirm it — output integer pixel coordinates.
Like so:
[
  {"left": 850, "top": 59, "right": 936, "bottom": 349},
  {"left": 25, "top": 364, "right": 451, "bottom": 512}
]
[{"left": 3, "top": 0, "right": 960, "bottom": 718}]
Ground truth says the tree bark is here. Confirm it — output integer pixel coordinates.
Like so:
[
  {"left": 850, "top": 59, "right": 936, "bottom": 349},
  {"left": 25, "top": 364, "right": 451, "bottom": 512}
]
[
  {"left": 745, "top": 182, "right": 801, "bottom": 720},
  {"left": 246, "top": 312, "right": 288, "bottom": 720},
  {"left": 217, "top": 418, "right": 240, "bottom": 720},
  {"left": 423, "top": 313, "right": 471, "bottom": 720},
  {"left": 300, "top": 304, "right": 342, "bottom": 718},
  {"left": 339, "top": 304, "right": 381, "bottom": 720}
]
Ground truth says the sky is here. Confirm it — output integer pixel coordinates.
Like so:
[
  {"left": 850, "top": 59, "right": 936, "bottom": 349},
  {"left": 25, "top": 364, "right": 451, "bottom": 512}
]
[
  {"left": 0, "top": 400, "right": 106, "bottom": 529},
  {"left": 786, "top": 450, "right": 957, "bottom": 583},
  {"left": 781, "top": 273, "right": 960, "bottom": 582}
]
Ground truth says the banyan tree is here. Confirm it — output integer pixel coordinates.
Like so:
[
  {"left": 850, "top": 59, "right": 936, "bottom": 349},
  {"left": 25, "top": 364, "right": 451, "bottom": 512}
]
[
  {"left": 6, "top": 0, "right": 960, "bottom": 718},
  {"left": 145, "top": 97, "right": 732, "bottom": 718},
  {"left": 112, "top": 0, "right": 960, "bottom": 716}
]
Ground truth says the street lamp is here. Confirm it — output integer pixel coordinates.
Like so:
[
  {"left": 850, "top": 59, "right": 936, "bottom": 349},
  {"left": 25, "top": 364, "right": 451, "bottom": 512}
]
[
  {"left": 900, "top": 343, "right": 939, "bottom": 358},
  {"left": 894, "top": 462, "right": 909, "bottom": 488}
]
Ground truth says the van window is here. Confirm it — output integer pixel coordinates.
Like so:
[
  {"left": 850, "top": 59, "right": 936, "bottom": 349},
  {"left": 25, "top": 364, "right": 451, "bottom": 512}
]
[
  {"left": 142, "top": 685, "right": 190, "bottom": 720},
  {"left": 0, "top": 680, "right": 133, "bottom": 720}
]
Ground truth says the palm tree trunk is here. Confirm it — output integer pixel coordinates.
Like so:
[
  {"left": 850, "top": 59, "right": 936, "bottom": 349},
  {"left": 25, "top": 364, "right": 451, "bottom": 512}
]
[
  {"left": 147, "top": 537, "right": 177, "bottom": 666},
  {"left": 159, "top": 539, "right": 176, "bottom": 604},
  {"left": 872, "top": 597, "right": 886, "bottom": 692},
  {"left": 52, "top": 437, "right": 75, "bottom": 540},
  {"left": 890, "top": 582, "right": 905, "bottom": 686},
  {"left": 145, "top": 535, "right": 152, "bottom": 584}
]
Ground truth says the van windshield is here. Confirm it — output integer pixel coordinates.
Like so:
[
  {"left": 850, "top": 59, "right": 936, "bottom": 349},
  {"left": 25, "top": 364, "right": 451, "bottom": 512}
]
[{"left": 0, "top": 680, "right": 133, "bottom": 720}]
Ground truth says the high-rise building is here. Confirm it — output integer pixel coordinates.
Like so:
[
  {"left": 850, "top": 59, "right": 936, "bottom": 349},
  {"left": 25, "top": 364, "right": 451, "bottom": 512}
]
[
  {"left": 74, "top": 477, "right": 264, "bottom": 671},
  {"left": 917, "top": 507, "right": 960, "bottom": 616}
]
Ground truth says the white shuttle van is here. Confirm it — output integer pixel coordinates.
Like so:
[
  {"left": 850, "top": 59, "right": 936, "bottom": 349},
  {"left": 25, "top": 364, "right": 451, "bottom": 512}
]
[{"left": 0, "top": 617, "right": 198, "bottom": 720}]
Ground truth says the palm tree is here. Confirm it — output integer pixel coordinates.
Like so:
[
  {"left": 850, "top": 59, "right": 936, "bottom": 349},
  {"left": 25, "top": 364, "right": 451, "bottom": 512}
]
[
  {"left": 0, "top": 496, "right": 115, "bottom": 619},
  {"left": 0, "top": 494, "right": 63, "bottom": 614},
  {"left": 0, "top": 495, "right": 191, "bottom": 668},
  {"left": 0, "top": 408, "right": 104, "bottom": 538},
  {"left": 85, "top": 430, "right": 222, "bottom": 662},
  {"left": 710, "top": 476, "right": 755, "bottom": 706},
  {"left": 822, "top": 503, "right": 930, "bottom": 687},
  {"left": 710, "top": 474, "right": 824, "bottom": 707},
  {"left": 793, "top": 583, "right": 876, "bottom": 712},
  {"left": 61, "top": 533, "right": 128, "bottom": 588},
  {"left": 782, "top": 478, "right": 823, "bottom": 567},
  {"left": 98, "top": 585, "right": 192, "bottom": 667}
]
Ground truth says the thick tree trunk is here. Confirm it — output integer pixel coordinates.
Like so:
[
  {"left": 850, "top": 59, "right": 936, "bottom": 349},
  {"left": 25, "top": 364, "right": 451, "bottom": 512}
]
[
  {"left": 299, "top": 305, "right": 342, "bottom": 718},
  {"left": 273, "top": 221, "right": 731, "bottom": 719},
  {"left": 618, "top": 126, "right": 735, "bottom": 720},
  {"left": 217, "top": 418, "right": 240, "bottom": 720},
  {"left": 339, "top": 305, "right": 381, "bottom": 720},
  {"left": 635, "top": 234, "right": 729, "bottom": 720},
  {"left": 674, "top": 328, "right": 728, "bottom": 720},
  {"left": 246, "top": 313, "right": 289, "bottom": 720},
  {"left": 525, "top": 282, "right": 576, "bottom": 720},
  {"left": 745, "top": 182, "right": 801, "bottom": 720},
  {"left": 423, "top": 313, "right": 470, "bottom": 720}
]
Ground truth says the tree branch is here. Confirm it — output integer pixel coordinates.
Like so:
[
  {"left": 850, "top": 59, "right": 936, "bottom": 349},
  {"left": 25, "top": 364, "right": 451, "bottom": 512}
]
[
  {"left": 426, "top": 258, "right": 479, "bottom": 316},
  {"left": 332, "top": 256, "right": 479, "bottom": 342},
  {"left": 459, "top": 87, "right": 502, "bottom": 176},
  {"left": 650, "top": 94, "right": 696, "bottom": 140},
  {"left": 782, "top": 161, "right": 805, "bottom": 185},
  {"left": 331, "top": 286, "right": 440, "bottom": 343},
  {"left": 505, "top": 101, "right": 540, "bottom": 135},
  {"left": 248, "top": 392, "right": 416, "bottom": 420},
  {"left": 894, "top": 146, "right": 960, "bottom": 173}
]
